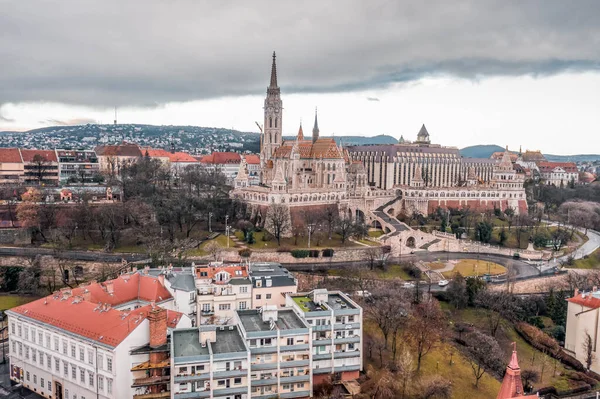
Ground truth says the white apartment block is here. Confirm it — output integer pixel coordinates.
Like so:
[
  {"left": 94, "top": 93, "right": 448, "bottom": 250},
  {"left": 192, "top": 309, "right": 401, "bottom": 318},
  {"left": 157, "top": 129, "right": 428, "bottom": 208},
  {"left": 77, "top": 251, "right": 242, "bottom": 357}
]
[
  {"left": 565, "top": 288, "right": 600, "bottom": 374},
  {"left": 286, "top": 290, "right": 363, "bottom": 384},
  {"left": 7, "top": 273, "right": 190, "bottom": 399}
]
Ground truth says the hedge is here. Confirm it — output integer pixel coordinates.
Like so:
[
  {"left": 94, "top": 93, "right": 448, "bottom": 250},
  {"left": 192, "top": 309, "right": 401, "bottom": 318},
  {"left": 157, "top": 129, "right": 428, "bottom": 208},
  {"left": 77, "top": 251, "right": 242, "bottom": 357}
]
[
  {"left": 291, "top": 249, "right": 309, "bottom": 258},
  {"left": 322, "top": 248, "right": 334, "bottom": 257}
]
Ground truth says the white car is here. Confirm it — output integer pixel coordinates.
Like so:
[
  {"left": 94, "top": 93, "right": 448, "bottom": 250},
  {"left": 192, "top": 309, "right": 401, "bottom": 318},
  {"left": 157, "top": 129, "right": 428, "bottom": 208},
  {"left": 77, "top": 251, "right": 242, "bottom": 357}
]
[
  {"left": 438, "top": 279, "right": 450, "bottom": 287},
  {"left": 402, "top": 282, "right": 416, "bottom": 289}
]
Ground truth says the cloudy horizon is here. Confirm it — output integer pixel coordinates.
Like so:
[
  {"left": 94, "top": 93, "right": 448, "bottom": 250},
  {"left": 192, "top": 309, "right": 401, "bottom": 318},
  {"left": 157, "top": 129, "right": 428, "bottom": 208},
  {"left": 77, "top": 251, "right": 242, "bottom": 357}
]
[{"left": 2, "top": 0, "right": 600, "bottom": 154}]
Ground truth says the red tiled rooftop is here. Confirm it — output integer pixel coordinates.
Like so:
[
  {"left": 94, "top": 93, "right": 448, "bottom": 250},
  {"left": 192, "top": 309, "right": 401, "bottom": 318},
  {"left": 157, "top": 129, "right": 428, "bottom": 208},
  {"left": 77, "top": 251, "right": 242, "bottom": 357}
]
[
  {"left": 169, "top": 152, "right": 198, "bottom": 163},
  {"left": 538, "top": 161, "right": 578, "bottom": 173},
  {"left": 196, "top": 265, "right": 248, "bottom": 280},
  {"left": 567, "top": 293, "right": 600, "bottom": 309},
  {"left": 199, "top": 152, "right": 241, "bottom": 164},
  {"left": 8, "top": 273, "right": 176, "bottom": 347},
  {"left": 20, "top": 149, "right": 58, "bottom": 162},
  {"left": 0, "top": 148, "right": 23, "bottom": 163},
  {"left": 95, "top": 143, "right": 142, "bottom": 157},
  {"left": 244, "top": 154, "right": 260, "bottom": 164}
]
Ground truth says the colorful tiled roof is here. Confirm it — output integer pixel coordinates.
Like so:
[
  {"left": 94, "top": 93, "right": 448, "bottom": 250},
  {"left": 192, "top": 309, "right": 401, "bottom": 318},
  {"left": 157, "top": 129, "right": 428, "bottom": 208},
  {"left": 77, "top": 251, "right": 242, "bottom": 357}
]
[
  {"left": 567, "top": 293, "right": 600, "bottom": 309},
  {"left": 95, "top": 143, "right": 142, "bottom": 157},
  {"left": 538, "top": 161, "right": 578, "bottom": 173},
  {"left": 274, "top": 138, "right": 343, "bottom": 159},
  {"left": 169, "top": 152, "right": 198, "bottom": 163},
  {"left": 244, "top": 154, "right": 260, "bottom": 164},
  {"left": 0, "top": 148, "right": 23, "bottom": 163},
  {"left": 20, "top": 149, "right": 58, "bottom": 162}
]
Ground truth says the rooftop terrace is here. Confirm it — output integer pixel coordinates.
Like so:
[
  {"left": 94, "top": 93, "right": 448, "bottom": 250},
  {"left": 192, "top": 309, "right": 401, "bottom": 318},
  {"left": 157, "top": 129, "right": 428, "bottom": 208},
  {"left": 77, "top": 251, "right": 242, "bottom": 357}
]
[
  {"left": 238, "top": 309, "right": 307, "bottom": 332},
  {"left": 212, "top": 326, "right": 247, "bottom": 354},
  {"left": 172, "top": 329, "right": 209, "bottom": 358}
]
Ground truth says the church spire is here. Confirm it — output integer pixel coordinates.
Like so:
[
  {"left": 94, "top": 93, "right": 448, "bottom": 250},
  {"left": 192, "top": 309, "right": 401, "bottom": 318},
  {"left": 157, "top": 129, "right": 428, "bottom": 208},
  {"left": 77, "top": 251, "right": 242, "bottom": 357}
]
[
  {"left": 312, "top": 107, "right": 320, "bottom": 143},
  {"left": 270, "top": 51, "right": 278, "bottom": 88},
  {"left": 297, "top": 122, "right": 304, "bottom": 141},
  {"left": 496, "top": 343, "right": 525, "bottom": 399}
]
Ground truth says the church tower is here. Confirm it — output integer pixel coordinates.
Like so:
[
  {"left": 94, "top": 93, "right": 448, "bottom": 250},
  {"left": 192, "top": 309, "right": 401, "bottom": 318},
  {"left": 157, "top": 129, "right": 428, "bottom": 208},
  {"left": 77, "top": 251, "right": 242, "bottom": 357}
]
[{"left": 262, "top": 51, "right": 283, "bottom": 162}]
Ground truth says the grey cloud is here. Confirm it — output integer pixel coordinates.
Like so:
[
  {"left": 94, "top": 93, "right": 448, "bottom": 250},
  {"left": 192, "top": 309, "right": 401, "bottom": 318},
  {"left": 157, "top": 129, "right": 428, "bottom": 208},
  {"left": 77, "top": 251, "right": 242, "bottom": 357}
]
[
  {"left": 41, "top": 118, "right": 98, "bottom": 126},
  {"left": 1, "top": 0, "right": 600, "bottom": 108}
]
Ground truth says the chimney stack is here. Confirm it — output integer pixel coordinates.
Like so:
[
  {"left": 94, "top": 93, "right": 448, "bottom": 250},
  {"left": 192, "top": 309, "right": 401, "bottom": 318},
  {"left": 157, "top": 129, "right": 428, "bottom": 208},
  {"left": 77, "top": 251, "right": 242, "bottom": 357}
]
[
  {"left": 105, "top": 280, "right": 114, "bottom": 294},
  {"left": 147, "top": 306, "right": 168, "bottom": 348},
  {"left": 144, "top": 266, "right": 150, "bottom": 275},
  {"left": 158, "top": 274, "right": 165, "bottom": 286}
]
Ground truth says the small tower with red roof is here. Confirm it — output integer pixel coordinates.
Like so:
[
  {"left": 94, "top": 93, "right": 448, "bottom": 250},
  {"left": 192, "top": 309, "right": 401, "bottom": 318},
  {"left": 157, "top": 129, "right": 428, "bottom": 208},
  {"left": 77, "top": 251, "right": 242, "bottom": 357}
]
[{"left": 497, "top": 343, "right": 529, "bottom": 399}]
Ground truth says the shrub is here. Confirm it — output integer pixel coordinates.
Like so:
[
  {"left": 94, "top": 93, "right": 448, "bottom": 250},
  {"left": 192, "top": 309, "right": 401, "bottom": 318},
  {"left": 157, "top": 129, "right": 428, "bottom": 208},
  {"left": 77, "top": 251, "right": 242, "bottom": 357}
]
[
  {"left": 381, "top": 245, "right": 391, "bottom": 254},
  {"left": 309, "top": 250, "right": 319, "bottom": 258},
  {"left": 291, "top": 249, "right": 309, "bottom": 258},
  {"left": 238, "top": 248, "right": 252, "bottom": 258},
  {"left": 262, "top": 232, "right": 273, "bottom": 242},
  {"left": 401, "top": 262, "right": 422, "bottom": 279},
  {"left": 322, "top": 248, "right": 334, "bottom": 257}
]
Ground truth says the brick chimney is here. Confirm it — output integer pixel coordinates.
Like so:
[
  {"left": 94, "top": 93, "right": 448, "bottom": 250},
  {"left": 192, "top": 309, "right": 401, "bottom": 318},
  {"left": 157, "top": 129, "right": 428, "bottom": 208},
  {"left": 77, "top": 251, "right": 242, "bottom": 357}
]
[
  {"left": 158, "top": 274, "right": 165, "bottom": 286},
  {"left": 105, "top": 280, "right": 114, "bottom": 294},
  {"left": 147, "top": 306, "right": 167, "bottom": 349}
]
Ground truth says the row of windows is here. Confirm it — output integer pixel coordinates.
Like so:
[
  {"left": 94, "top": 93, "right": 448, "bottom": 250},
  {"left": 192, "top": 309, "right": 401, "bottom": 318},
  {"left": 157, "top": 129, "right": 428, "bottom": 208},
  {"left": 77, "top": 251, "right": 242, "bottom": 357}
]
[{"left": 11, "top": 322, "right": 112, "bottom": 371}]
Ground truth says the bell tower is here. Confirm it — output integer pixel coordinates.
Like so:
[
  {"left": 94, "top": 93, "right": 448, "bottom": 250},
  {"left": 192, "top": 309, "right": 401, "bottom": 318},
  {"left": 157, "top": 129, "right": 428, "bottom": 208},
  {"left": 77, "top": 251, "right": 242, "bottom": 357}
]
[{"left": 262, "top": 51, "right": 283, "bottom": 162}]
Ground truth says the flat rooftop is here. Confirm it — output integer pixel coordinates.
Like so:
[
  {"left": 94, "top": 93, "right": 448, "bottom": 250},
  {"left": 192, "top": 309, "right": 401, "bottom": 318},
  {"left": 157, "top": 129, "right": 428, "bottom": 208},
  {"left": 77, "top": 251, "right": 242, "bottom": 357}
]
[
  {"left": 212, "top": 327, "right": 247, "bottom": 354},
  {"left": 291, "top": 292, "right": 356, "bottom": 312},
  {"left": 292, "top": 296, "right": 327, "bottom": 312},
  {"left": 172, "top": 329, "right": 209, "bottom": 358},
  {"left": 238, "top": 309, "right": 306, "bottom": 332},
  {"left": 327, "top": 294, "right": 356, "bottom": 310},
  {"left": 249, "top": 262, "right": 290, "bottom": 277}
]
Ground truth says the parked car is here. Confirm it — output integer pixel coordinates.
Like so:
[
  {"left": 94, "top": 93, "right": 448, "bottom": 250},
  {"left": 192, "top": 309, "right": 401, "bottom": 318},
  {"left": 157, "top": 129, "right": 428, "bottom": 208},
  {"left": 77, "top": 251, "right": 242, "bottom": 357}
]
[
  {"left": 438, "top": 279, "right": 449, "bottom": 287},
  {"left": 402, "top": 282, "right": 416, "bottom": 289}
]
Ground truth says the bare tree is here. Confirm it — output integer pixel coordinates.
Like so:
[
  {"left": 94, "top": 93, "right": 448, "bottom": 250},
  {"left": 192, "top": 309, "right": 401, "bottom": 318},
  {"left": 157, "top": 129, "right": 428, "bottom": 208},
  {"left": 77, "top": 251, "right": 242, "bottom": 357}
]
[
  {"left": 265, "top": 203, "right": 290, "bottom": 246},
  {"left": 30, "top": 154, "right": 52, "bottom": 185},
  {"left": 204, "top": 241, "right": 223, "bottom": 261},
  {"left": 363, "top": 365, "right": 398, "bottom": 399},
  {"left": 465, "top": 330, "right": 504, "bottom": 387},
  {"left": 366, "top": 288, "right": 410, "bottom": 350},
  {"left": 396, "top": 348, "right": 414, "bottom": 399},
  {"left": 324, "top": 206, "right": 338, "bottom": 240},
  {"left": 417, "top": 376, "right": 452, "bottom": 399},
  {"left": 583, "top": 330, "right": 595, "bottom": 370},
  {"left": 336, "top": 214, "right": 354, "bottom": 245},
  {"left": 364, "top": 247, "right": 385, "bottom": 271},
  {"left": 407, "top": 299, "right": 447, "bottom": 371},
  {"left": 521, "top": 369, "right": 539, "bottom": 391}
]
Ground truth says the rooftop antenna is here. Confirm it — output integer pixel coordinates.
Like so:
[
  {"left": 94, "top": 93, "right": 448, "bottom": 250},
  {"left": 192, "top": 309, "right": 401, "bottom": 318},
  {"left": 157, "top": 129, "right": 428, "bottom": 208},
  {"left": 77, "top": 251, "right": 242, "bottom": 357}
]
[{"left": 114, "top": 106, "right": 117, "bottom": 125}]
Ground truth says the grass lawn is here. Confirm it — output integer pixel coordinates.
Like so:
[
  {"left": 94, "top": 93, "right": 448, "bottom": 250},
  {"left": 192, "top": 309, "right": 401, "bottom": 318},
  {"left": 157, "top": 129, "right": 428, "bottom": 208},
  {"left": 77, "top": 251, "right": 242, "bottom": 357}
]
[
  {"left": 357, "top": 239, "right": 380, "bottom": 247},
  {"left": 187, "top": 234, "right": 235, "bottom": 256},
  {"left": 442, "top": 259, "right": 506, "bottom": 279},
  {"left": 0, "top": 294, "right": 38, "bottom": 310},
  {"left": 368, "top": 230, "right": 384, "bottom": 238},
  {"left": 567, "top": 248, "right": 600, "bottom": 269},
  {"left": 292, "top": 296, "right": 313, "bottom": 312},
  {"left": 428, "top": 262, "right": 446, "bottom": 270}
]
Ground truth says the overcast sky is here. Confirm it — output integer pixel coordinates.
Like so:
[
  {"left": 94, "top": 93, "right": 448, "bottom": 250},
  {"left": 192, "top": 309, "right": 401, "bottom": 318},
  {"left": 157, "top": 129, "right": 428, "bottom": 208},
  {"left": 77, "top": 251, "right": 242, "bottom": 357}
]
[{"left": 2, "top": 0, "right": 600, "bottom": 154}]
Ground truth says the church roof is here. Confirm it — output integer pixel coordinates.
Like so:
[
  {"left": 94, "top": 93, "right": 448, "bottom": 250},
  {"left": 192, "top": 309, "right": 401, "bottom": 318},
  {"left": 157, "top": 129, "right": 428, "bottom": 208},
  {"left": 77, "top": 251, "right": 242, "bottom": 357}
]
[
  {"left": 497, "top": 344, "right": 527, "bottom": 399},
  {"left": 418, "top": 124, "right": 429, "bottom": 138},
  {"left": 270, "top": 51, "right": 278, "bottom": 88},
  {"left": 274, "top": 138, "right": 343, "bottom": 159},
  {"left": 297, "top": 123, "right": 304, "bottom": 141}
]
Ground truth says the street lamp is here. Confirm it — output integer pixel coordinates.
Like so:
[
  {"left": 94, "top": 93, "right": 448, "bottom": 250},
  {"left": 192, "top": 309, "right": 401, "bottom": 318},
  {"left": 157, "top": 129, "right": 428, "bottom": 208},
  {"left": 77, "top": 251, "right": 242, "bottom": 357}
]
[
  {"left": 307, "top": 223, "right": 316, "bottom": 248},
  {"left": 208, "top": 212, "right": 213, "bottom": 233},
  {"left": 226, "top": 225, "right": 231, "bottom": 248}
]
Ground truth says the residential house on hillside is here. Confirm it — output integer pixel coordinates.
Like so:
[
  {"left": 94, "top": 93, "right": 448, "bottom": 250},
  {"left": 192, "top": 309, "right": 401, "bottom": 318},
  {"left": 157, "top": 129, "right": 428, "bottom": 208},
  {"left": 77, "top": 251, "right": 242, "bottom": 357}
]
[
  {"left": 55, "top": 149, "right": 100, "bottom": 183},
  {"left": 20, "top": 149, "right": 59, "bottom": 185},
  {"left": 0, "top": 148, "right": 24, "bottom": 184}
]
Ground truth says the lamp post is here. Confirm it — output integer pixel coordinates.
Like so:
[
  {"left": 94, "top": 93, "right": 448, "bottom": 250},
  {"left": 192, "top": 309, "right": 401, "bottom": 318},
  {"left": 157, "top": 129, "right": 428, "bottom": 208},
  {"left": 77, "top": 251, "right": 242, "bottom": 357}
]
[
  {"left": 208, "top": 212, "right": 213, "bottom": 233},
  {"left": 307, "top": 223, "right": 316, "bottom": 248},
  {"left": 226, "top": 225, "right": 230, "bottom": 248}
]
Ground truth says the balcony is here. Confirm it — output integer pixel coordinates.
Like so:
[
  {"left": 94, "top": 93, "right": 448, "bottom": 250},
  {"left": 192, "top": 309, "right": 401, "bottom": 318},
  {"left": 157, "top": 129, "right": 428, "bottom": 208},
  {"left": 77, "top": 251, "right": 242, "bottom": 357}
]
[
  {"left": 333, "top": 336, "right": 361, "bottom": 345},
  {"left": 250, "top": 346, "right": 278, "bottom": 355},
  {"left": 280, "top": 391, "right": 312, "bottom": 398},
  {"left": 213, "top": 386, "right": 248, "bottom": 396},
  {"left": 174, "top": 373, "right": 210, "bottom": 383},
  {"left": 133, "top": 392, "right": 170, "bottom": 399},
  {"left": 333, "top": 349, "right": 361, "bottom": 359},
  {"left": 280, "top": 374, "right": 311, "bottom": 384},
  {"left": 200, "top": 309, "right": 214, "bottom": 316},
  {"left": 279, "top": 359, "right": 309, "bottom": 368},
  {"left": 131, "top": 375, "right": 170, "bottom": 387},
  {"left": 251, "top": 378, "right": 278, "bottom": 387},
  {"left": 131, "top": 360, "right": 170, "bottom": 371},
  {"left": 251, "top": 362, "right": 278, "bottom": 371},
  {"left": 174, "top": 391, "right": 210, "bottom": 399},
  {"left": 213, "top": 368, "right": 247, "bottom": 379}
]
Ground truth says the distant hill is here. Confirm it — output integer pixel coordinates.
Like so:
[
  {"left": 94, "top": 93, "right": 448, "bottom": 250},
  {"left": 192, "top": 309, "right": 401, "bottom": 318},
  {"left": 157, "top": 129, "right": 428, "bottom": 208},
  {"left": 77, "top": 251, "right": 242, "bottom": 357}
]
[
  {"left": 459, "top": 145, "right": 504, "bottom": 158},
  {"left": 460, "top": 145, "right": 600, "bottom": 162},
  {"left": 282, "top": 134, "right": 398, "bottom": 146}
]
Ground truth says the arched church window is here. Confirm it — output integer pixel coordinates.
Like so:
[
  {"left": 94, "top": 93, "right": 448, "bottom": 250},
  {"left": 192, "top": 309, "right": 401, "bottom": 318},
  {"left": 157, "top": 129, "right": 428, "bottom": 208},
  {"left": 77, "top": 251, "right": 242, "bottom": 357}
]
[
  {"left": 275, "top": 118, "right": 278, "bottom": 128},
  {"left": 269, "top": 117, "right": 273, "bottom": 128}
]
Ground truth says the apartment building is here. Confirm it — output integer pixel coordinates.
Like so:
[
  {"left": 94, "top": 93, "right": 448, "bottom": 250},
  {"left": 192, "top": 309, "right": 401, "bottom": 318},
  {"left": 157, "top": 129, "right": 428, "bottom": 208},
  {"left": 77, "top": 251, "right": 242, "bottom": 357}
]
[
  {"left": 286, "top": 290, "right": 363, "bottom": 384},
  {"left": 170, "top": 325, "right": 250, "bottom": 399},
  {"left": 565, "top": 288, "right": 600, "bottom": 374},
  {"left": 6, "top": 272, "right": 191, "bottom": 399},
  {"left": 198, "top": 152, "right": 242, "bottom": 182},
  {"left": 21, "top": 149, "right": 60, "bottom": 185},
  {"left": 55, "top": 150, "right": 100, "bottom": 183},
  {"left": 235, "top": 307, "right": 312, "bottom": 399},
  {"left": 194, "top": 263, "right": 298, "bottom": 326},
  {"left": 0, "top": 148, "right": 24, "bottom": 184},
  {"left": 195, "top": 264, "right": 252, "bottom": 325},
  {"left": 250, "top": 263, "right": 298, "bottom": 309},
  {"left": 95, "top": 143, "right": 143, "bottom": 178}
]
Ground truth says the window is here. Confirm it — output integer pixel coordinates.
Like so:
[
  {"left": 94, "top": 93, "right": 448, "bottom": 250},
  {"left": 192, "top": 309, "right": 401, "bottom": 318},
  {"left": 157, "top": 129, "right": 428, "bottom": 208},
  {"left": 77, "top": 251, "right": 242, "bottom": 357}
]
[
  {"left": 89, "top": 371, "right": 94, "bottom": 387},
  {"left": 71, "top": 344, "right": 76, "bottom": 357},
  {"left": 297, "top": 383, "right": 305, "bottom": 388},
  {"left": 18, "top": 342, "right": 22, "bottom": 356},
  {"left": 88, "top": 349, "right": 94, "bottom": 364},
  {"left": 39, "top": 351, "right": 44, "bottom": 366},
  {"left": 11, "top": 342, "right": 15, "bottom": 353},
  {"left": 72, "top": 365, "right": 77, "bottom": 379},
  {"left": 25, "top": 346, "right": 29, "bottom": 359},
  {"left": 107, "top": 378, "right": 113, "bottom": 394},
  {"left": 107, "top": 356, "right": 113, "bottom": 372},
  {"left": 41, "top": 378, "right": 44, "bottom": 389},
  {"left": 80, "top": 368, "right": 86, "bottom": 383},
  {"left": 97, "top": 353, "right": 103, "bottom": 370},
  {"left": 46, "top": 333, "right": 50, "bottom": 348},
  {"left": 32, "top": 349, "right": 36, "bottom": 362},
  {"left": 218, "top": 304, "right": 231, "bottom": 311},
  {"left": 47, "top": 354, "right": 51, "bottom": 369},
  {"left": 80, "top": 347, "right": 85, "bottom": 361},
  {"left": 234, "top": 377, "right": 242, "bottom": 385},
  {"left": 65, "top": 388, "right": 69, "bottom": 399},
  {"left": 98, "top": 375, "right": 104, "bottom": 391},
  {"left": 256, "top": 294, "right": 262, "bottom": 300},
  {"left": 26, "top": 371, "right": 30, "bottom": 381},
  {"left": 64, "top": 361, "right": 69, "bottom": 376},
  {"left": 63, "top": 340, "right": 67, "bottom": 354},
  {"left": 32, "top": 327, "right": 36, "bottom": 342},
  {"left": 202, "top": 303, "right": 211, "bottom": 312},
  {"left": 266, "top": 294, "right": 271, "bottom": 299},
  {"left": 179, "top": 366, "right": 188, "bottom": 373},
  {"left": 24, "top": 326, "right": 29, "bottom": 340},
  {"left": 11, "top": 323, "right": 14, "bottom": 334},
  {"left": 218, "top": 380, "right": 225, "bottom": 386},
  {"left": 239, "top": 301, "right": 247, "bottom": 310},
  {"left": 240, "top": 286, "right": 248, "bottom": 293},
  {"left": 287, "top": 338, "right": 294, "bottom": 346},
  {"left": 33, "top": 374, "right": 37, "bottom": 384},
  {"left": 17, "top": 324, "right": 22, "bottom": 337},
  {"left": 38, "top": 331, "right": 43, "bottom": 345},
  {"left": 54, "top": 337, "right": 59, "bottom": 351},
  {"left": 348, "top": 316, "right": 355, "bottom": 322},
  {"left": 48, "top": 380, "right": 51, "bottom": 391}
]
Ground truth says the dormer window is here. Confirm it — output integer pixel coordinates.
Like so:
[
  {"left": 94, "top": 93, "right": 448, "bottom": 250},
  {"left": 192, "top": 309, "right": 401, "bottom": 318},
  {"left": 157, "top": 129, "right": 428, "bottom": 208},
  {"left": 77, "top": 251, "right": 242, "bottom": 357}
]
[{"left": 256, "top": 280, "right": 262, "bottom": 288}]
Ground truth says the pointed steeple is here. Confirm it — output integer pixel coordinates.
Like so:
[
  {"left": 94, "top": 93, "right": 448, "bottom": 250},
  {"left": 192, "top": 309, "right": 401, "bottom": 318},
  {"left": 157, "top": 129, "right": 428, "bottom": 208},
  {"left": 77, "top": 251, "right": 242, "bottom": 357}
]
[
  {"left": 416, "top": 124, "right": 430, "bottom": 144},
  {"left": 496, "top": 343, "right": 526, "bottom": 399},
  {"left": 312, "top": 107, "right": 320, "bottom": 143},
  {"left": 297, "top": 122, "right": 304, "bottom": 141},
  {"left": 269, "top": 51, "right": 278, "bottom": 88}
]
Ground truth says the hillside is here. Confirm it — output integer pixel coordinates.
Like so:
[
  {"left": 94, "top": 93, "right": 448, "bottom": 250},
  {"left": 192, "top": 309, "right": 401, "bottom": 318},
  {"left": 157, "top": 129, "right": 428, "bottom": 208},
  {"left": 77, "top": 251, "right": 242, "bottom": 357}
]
[{"left": 460, "top": 144, "right": 600, "bottom": 162}]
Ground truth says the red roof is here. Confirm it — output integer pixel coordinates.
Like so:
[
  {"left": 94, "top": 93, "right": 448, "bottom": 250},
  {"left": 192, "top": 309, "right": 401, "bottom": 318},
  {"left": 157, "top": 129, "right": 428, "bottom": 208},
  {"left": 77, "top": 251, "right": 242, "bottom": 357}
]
[
  {"left": 20, "top": 149, "right": 58, "bottom": 163},
  {"left": 196, "top": 265, "right": 248, "bottom": 281},
  {"left": 244, "top": 154, "right": 260, "bottom": 165},
  {"left": 8, "top": 273, "right": 177, "bottom": 347},
  {"left": 538, "top": 161, "right": 578, "bottom": 173},
  {"left": 143, "top": 148, "right": 171, "bottom": 158},
  {"left": 0, "top": 148, "right": 23, "bottom": 163},
  {"left": 200, "top": 152, "right": 242, "bottom": 164},
  {"left": 169, "top": 152, "right": 198, "bottom": 163},
  {"left": 274, "top": 138, "right": 343, "bottom": 159},
  {"left": 567, "top": 293, "right": 600, "bottom": 309},
  {"left": 95, "top": 143, "right": 142, "bottom": 157}
]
